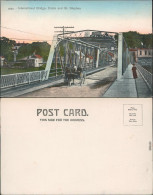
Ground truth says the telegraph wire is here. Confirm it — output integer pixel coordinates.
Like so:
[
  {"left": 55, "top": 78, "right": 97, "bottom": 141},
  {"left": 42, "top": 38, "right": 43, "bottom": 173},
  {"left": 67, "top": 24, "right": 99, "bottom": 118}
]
[
  {"left": 1, "top": 37, "right": 52, "bottom": 42},
  {"left": 1, "top": 26, "right": 51, "bottom": 38}
]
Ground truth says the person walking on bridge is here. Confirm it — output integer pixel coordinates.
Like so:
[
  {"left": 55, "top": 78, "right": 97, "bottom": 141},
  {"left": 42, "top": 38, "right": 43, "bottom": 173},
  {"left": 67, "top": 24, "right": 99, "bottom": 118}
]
[{"left": 132, "top": 64, "right": 137, "bottom": 79}]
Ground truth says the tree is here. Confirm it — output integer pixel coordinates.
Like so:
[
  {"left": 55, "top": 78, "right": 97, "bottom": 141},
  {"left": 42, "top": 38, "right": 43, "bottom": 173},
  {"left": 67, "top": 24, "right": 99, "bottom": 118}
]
[
  {"left": 0, "top": 37, "right": 15, "bottom": 61},
  {"left": 17, "top": 42, "right": 51, "bottom": 61},
  {"left": 123, "top": 31, "right": 152, "bottom": 48}
]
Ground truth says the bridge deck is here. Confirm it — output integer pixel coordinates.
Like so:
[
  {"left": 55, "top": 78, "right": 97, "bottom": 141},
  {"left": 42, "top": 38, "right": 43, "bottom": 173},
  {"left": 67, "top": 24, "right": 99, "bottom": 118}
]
[
  {"left": 18, "top": 66, "right": 117, "bottom": 98},
  {"left": 1, "top": 66, "right": 112, "bottom": 97}
]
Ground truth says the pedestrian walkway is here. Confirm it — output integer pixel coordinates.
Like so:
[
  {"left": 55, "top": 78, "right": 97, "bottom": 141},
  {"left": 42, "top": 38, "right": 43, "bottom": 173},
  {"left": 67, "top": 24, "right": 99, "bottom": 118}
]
[{"left": 103, "top": 64, "right": 152, "bottom": 98}]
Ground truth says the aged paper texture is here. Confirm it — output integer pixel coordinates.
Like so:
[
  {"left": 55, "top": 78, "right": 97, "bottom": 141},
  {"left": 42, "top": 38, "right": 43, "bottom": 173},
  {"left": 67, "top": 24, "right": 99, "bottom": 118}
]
[
  {"left": 1, "top": 98, "right": 152, "bottom": 194},
  {"left": 0, "top": 0, "right": 152, "bottom": 194}
]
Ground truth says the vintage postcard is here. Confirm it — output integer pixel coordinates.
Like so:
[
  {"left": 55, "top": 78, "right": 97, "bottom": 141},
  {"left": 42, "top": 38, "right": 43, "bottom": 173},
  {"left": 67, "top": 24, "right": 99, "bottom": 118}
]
[
  {"left": 0, "top": 0, "right": 152, "bottom": 194},
  {"left": 1, "top": 0, "right": 152, "bottom": 98}
]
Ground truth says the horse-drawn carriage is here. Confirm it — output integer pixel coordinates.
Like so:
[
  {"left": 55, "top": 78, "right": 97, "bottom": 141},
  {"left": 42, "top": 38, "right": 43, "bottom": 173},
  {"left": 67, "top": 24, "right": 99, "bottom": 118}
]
[{"left": 64, "top": 66, "right": 86, "bottom": 86}]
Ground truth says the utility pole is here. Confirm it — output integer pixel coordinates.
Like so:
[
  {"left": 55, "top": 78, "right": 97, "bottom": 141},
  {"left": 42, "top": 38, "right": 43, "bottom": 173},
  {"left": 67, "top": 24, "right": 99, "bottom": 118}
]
[{"left": 54, "top": 26, "right": 74, "bottom": 38}]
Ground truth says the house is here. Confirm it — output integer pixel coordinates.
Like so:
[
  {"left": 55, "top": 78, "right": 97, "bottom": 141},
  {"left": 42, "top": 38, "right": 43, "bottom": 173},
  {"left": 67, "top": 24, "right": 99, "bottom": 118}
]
[
  {"left": 129, "top": 48, "right": 152, "bottom": 60},
  {"left": 27, "top": 54, "right": 43, "bottom": 67},
  {"left": 129, "top": 48, "right": 152, "bottom": 66},
  {"left": 137, "top": 48, "right": 152, "bottom": 66},
  {"left": 137, "top": 48, "right": 152, "bottom": 58}
]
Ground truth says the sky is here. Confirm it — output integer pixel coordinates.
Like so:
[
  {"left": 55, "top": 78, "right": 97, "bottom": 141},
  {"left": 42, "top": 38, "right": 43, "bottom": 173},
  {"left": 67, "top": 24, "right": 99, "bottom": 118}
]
[{"left": 1, "top": 0, "right": 152, "bottom": 43}]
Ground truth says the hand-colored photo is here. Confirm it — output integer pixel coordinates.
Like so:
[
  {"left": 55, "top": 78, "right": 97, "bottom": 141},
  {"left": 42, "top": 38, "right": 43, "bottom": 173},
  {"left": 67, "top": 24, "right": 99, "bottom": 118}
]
[{"left": 0, "top": 0, "right": 152, "bottom": 97}]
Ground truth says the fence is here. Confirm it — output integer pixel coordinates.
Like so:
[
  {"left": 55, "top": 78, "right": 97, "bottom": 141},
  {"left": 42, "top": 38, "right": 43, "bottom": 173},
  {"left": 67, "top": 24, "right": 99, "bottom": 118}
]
[
  {"left": 136, "top": 64, "right": 152, "bottom": 92},
  {"left": 0, "top": 70, "right": 48, "bottom": 89}
]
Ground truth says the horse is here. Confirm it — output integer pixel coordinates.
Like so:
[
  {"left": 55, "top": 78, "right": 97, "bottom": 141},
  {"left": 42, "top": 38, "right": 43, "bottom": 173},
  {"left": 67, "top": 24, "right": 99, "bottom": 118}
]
[
  {"left": 64, "top": 67, "right": 86, "bottom": 86},
  {"left": 64, "top": 67, "right": 77, "bottom": 86}
]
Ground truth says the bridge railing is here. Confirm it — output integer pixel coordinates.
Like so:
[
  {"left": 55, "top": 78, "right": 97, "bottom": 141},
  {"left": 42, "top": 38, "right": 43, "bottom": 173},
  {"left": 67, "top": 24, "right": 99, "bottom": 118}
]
[
  {"left": 0, "top": 70, "right": 48, "bottom": 89},
  {"left": 0, "top": 62, "right": 100, "bottom": 89},
  {"left": 136, "top": 64, "right": 152, "bottom": 92}
]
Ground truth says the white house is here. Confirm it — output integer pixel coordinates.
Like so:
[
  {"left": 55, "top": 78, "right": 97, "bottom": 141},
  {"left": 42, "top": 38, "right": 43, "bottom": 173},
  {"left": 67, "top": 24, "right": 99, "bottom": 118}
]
[
  {"left": 129, "top": 48, "right": 152, "bottom": 64},
  {"left": 137, "top": 48, "right": 152, "bottom": 58},
  {"left": 27, "top": 54, "right": 43, "bottom": 67}
]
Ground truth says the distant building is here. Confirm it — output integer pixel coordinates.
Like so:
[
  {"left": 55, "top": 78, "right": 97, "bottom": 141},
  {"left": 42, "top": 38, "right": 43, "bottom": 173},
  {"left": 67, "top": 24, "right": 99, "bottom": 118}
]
[
  {"left": 129, "top": 48, "right": 152, "bottom": 66},
  {"left": 137, "top": 48, "right": 152, "bottom": 58},
  {"left": 17, "top": 54, "right": 43, "bottom": 67},
  {"left": 137, "top": 48, "right": 152, "bottom": 66},
  {"left": 27, "top": 54, "right": 43, "bottom": 67}
]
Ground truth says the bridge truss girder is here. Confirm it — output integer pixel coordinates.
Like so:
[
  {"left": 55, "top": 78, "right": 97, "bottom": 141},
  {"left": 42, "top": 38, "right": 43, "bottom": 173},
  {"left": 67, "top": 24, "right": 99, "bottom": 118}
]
[{"left": 45, "top": 30, "right": 118, "bottom": 80}]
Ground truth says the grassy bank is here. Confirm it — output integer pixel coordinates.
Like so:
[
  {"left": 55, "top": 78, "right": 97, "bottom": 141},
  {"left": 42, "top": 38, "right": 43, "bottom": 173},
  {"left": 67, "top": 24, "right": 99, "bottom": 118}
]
[
  {"left": 1, "top": 63, "right": 65, "bottom": 76},
  {"left": 1, "top": 65, "right": 46, "bottom": 75}
]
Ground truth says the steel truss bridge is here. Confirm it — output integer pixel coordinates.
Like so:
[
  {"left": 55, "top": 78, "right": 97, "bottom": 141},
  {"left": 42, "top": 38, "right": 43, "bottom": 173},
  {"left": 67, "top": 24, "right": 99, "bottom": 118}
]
[{"left": 0, "top": 30, "right": 152, "bottom": 92}]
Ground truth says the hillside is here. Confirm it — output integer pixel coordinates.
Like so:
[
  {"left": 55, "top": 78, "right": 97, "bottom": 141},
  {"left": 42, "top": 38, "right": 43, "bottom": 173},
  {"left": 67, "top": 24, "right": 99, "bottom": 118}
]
[
  {"left": 0, "top": 37, "right": 15, "bottom": 61},
  {"left": 123, "top": 31, "right": 152, "bottom": 48}
]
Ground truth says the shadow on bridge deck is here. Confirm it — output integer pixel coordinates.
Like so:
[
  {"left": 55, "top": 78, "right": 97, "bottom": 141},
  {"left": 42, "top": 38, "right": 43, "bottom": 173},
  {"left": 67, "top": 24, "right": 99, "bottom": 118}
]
[{"left": 103, "top": 64, "right": 152, "bottom": 98}]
